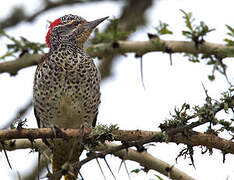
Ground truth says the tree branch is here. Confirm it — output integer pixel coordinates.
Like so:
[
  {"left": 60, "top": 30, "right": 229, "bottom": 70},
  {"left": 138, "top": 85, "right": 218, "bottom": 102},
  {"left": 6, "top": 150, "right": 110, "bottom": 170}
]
[
  {"left": 1, "top": 100, "right": 33, "bottom": 129},
  {"left": 0, "top": 128, "right": 233, "bottom": 154},
  {"left": 92, "top": 39, "right": 233, "bottom": 58},
  {"left": 0, "top": 53, "right": 41, "bottom": 75},
  {"left": 0, "top": 0, "right": 105, "bottom": 29},
  {"left": 0, "top": 139, "right": 195, "bottom": 180},
  {"left": 97, "top": 142, "right": 195, "bottom": 180},
  {"left": 0, "top": 39, "right": 233, "bottom": 75}
]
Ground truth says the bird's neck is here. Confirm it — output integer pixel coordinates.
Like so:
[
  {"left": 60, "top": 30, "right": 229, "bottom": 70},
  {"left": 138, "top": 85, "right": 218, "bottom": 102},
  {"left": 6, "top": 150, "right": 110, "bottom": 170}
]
[{"left": 50, "top": 43, "right": 85, "bottom": 54}]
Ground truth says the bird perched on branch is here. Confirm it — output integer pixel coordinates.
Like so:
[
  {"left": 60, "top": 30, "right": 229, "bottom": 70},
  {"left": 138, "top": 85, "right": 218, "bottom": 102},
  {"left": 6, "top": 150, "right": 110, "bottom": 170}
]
[{"left": 33, "top": 14, "right": 108, "bottom": 180}]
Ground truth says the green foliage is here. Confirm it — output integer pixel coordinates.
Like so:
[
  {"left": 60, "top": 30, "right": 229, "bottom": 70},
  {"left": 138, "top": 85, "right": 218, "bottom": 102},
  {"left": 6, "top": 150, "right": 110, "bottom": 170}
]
[
  {"left": 183, "top": 52, "right": 228, "bottom": 81},
  {"left": 224, "top": 24, "right": 234, "bottom": 46},
  {"left": 10, "top": 118, "right": 28, "bottom": 130},
  {"left": 0, "top": 30, "right": 46, "bottom": 60},
  {"left": 179, "top": 10, "right": 231, "bottom": 82},
  {"left": 218, "top": 119, "right": 234, "bottom": 132},
  {"left": 193, "top": 103, "right": 216, "bottom": 125},
  {"left": 86, "top": 43, "right": 109, "bottom": 58},
  {"left": 215, "top": 89, "right": 234, "bottom": 137},
  {"left": 160, "top": 103, "right": 192, "bottom": 131},
  {"left": 154, "top": 174, "right": 164, "bottom": 180},
  {"left": 208, "top": 75, "right": 215, "bottom": 81},
  {"left": 86, "top": 124, "right": 119, "bottom": 146},
  {"left": 131, "top": 167, "right": 149, "bottom": 174},
  {"left": 183, "top": 53, "right": 200, "bottom": 63},
  {"left": 150, "top": 39, "right": 165, "bottom": 50},
  {"left": 203, "top": 54, "right": 227, "bottom": 81},
  {"left": 91, "top": 18, "right": 130, "bottom": 44},
  {"left": 220, "top": 88, "right": 234, "bottom": 112},
  {"left": 180, "top": 9, "right": 215, "bottom": 44},
  {"left": 155, "top": 21, "right": 173, "bottom": 36},
  {"left": 159, "top": 87, "right": 233, "bottom": 163},
  {"left": 160, "top": 87, "right": 234, "bottom": 133}
]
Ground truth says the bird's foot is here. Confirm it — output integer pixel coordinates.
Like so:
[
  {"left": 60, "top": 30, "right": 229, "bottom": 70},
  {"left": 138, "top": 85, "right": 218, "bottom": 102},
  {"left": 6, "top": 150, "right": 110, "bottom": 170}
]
[
  {"left": 50, "top": 125, "right": 62, "bottom": 139},
  {"left": 80, "top": 122, "right": 92, "bottom": 146}
]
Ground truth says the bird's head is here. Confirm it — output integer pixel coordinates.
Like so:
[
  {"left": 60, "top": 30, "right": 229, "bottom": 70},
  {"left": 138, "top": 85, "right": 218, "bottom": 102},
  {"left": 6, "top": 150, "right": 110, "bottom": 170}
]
[{"left": 45, "top": 14, "right": 108, "bottom": 48}]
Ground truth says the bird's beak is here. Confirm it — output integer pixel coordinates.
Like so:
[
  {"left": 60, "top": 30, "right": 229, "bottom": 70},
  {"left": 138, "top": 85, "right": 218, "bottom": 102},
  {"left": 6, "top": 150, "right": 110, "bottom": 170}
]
[{"left": 83, "top": 16, "right": 109, "bottom": 30}]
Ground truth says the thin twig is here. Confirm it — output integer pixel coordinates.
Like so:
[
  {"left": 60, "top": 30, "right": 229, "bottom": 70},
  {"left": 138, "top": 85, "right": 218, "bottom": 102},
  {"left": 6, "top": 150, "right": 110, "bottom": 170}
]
[
  {"left": 96, "top": 158, "right": 106, "bottom": 180},
  {"left": 103, "top": 157, "right": 116, "bottom": 180},
  {"left": 1, "top": 141, "right": 12, "bottom": 169},
  {"left": 123, "top": 160, "right": 131, "bottom": 180},
  {"left": 140, "top": 56, "right": 146, "bottom": 90},
  {"left": 1, "top": 99, "right": 33, "bottom": 129}
]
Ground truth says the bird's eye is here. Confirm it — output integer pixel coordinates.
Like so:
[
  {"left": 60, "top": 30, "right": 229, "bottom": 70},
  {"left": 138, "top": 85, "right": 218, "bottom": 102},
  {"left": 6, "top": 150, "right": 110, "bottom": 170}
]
[{"left": 52, "top": 26, "right": 58, "bottom": 31}]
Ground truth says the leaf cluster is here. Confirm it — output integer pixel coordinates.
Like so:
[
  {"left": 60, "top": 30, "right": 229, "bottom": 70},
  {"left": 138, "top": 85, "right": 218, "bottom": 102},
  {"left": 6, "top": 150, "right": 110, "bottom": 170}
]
[
  {"left": 10, "top": 118, "right": 28, "bottom": 130},
  {"left": 154, "top": 21, "right": 173, "bottom": 36},
  {"left": 180, "top": 10, "right": 215, "bottom": 45},
  {"left": 131, "top": 166, "right": 149, "bottom": 174},
  {"left": 160, "top": 88, "right": 234, "bottom": 165},
  {"left": 159, "top": 103, "right": 192, "bottom": 131},
  {"left": 184, "top": 52, "right": 228, "bottom": 81},
  {"left": 216, "top": 89, "right": 234, "bottom": 134},
  {"left": 160, "top": 87, "right": 234, "bottom": 134},
  {"left": 0, "top": 30, "right": 46, "bottom": 60},
  {"left": 85, "top": 124, "right": 119, "bottom": 147},
  {"left": 224, "top": 25, "right": 234, "bottom": 46},
  {"left": 91, "top": 18, "right": 130, "bottom": 44}
]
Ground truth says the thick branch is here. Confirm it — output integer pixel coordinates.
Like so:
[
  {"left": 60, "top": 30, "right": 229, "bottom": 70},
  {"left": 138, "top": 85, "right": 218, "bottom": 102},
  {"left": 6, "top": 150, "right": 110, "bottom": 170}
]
[
  {"left": 0, "top": 128, "right": 233, "bottom": 154},
  {"left": 91, "top": 39, "right": 234, "bottom": 58},
  {"left": 0, "top": 39, "right": 233, "bottom": 75},
  {"left": 0, "top": 139, "right": 194, "bottom": 180},
  {"left": 0, "top": 54, "right": 42, "bottom": 74},
  {"left": 97, "top": 142, "right": 195, "bottom": 180}
]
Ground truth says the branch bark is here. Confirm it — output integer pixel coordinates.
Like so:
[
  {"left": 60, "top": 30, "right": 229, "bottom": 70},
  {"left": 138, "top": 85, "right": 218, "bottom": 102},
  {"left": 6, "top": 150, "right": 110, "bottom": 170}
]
[
  {"left": 91, "top": 39, "right": 234, "bottom": 58},
  {"left": 0, "top": 39, "right": 233, "bottom": 75},
  {"left": 0, "top": 128, "right": 233, "bottom": 154},
  {"left": 98, "top": 142, "right": 195, "bottom": 180}
]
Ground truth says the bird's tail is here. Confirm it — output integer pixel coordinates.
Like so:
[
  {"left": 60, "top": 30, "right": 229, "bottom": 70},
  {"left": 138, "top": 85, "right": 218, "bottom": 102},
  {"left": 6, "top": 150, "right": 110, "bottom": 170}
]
[{"left": 52, "top": 139, "right": 83, "bottom": 180}]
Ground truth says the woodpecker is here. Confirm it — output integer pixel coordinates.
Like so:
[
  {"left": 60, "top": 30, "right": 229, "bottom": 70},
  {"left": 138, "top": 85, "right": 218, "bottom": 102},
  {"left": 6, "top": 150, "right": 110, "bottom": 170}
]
[{"left": 33, "top": 14, "right": 108, "bottom": 180}]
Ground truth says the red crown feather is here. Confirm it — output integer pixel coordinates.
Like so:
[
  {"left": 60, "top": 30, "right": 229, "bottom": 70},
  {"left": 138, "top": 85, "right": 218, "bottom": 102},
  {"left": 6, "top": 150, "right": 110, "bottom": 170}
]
[{"left": 45, "top": 18, "right": 61, "bottom": 47}]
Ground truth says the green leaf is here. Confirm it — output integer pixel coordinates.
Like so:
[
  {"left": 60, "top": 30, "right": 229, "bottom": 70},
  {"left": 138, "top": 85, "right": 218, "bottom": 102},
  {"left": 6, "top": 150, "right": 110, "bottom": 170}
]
[
  {"left": 0, "top": 51, "right": 15, "bottom": 60},
  {"left": 155, "top": 21, "right": 173, "bottom": 35},
  {"left": 226, "top": 24, "right": 234, "bottom": 36},
  {"left": 208, "top": 75, "right": 215, "bottom": 81},
  {"left": 91, "top": 17, "right": 130, "bottom": 44},
  {"left": 206, "top": 58, "right": 216, "bottom": 65},
  {"left": 224, "top": 24, "right": 234, "bottom": 45},
  {"left": 182, "top": 30, "right": 192, "bottom": 38},
  {"left": 131, "top": 168, "right": 141, "bottom": 174},
  {"left": 180, "top": 9, "right": 194, "bottom": 31},
  {"left": 180, "top": 10, "right": 214, "bottom": 43},
  {"left": 0, "top": 31, "right": 46, "bottom": 60},
  {"left": 224, "top": 38, "right": 234, "bottom": 44},
  {"left": 154, "top": 174, "right": 164, "bottom": 180}
]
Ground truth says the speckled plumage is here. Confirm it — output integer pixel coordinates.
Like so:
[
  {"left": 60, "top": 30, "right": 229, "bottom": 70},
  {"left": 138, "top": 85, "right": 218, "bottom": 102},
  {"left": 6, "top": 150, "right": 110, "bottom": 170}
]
[
  {"left": 34, "top": 44, "right": 100, "bottom": 129},
  {"left": 33, "top": 14, "right": 107, "bottom": 180}
]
